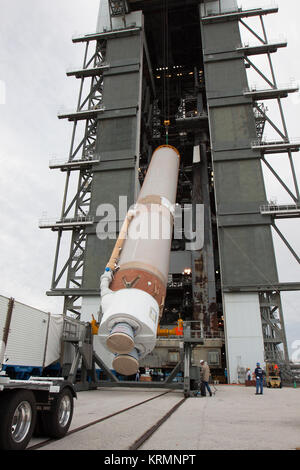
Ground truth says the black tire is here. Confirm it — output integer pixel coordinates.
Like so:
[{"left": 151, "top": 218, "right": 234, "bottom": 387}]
[
  {"left": 0, "top": 389, "right": 37, "bottom": 450},
  {"left": 41, "top": 388, "right": 74, "bottom": 439}
]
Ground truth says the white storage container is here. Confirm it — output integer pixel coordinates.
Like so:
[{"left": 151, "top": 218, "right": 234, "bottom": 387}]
[{"left": 0, "top": 295, "right": 63, "bottom": 369}]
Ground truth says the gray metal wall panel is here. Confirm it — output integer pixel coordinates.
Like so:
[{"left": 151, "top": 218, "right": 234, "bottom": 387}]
[
  {"left": 202, "top": 21, "right": 241, "bottom": 54},
  {"left": 206, "top": 60, "right": 248, "bottom": 99},
  {"left": 103, "top": 36, "right": 141, "bottom": 109},
  {"left": 103, "top": 72, "right": 140, "bottom": 109},
  {"left": 82, "top": 31, "right": 143, "bottom": 290},
  {"left": 82, "top": 235, "right": 115, "bottom": 290},
  {"left": 201, "top": 10, "right": 279, "bottom": 288},
  {"left": 214, "top": 159, "right": 266, "bottom": 209},
  {"left": 96, "top": 116, "right": 138, "bottom": 155},
  {"left": 106, "top": 35, "right": 142, "bottom": 65},
  {"left": 219, "top": 226, "right": 278, "bottom": 287},
  {"left": 209, "top": 105, "right": 257, "bottom": 150},
  {"left": 218, "top": 213, "right": 274, "bottom": 227},
  {"left": 83, "top": 165, "right": 136, "bottom": 289},
  {"left": 90, "top": 168, "right": 136, "bottom": 214},
  {"left": 212, "top": 148, "right": 261, "bottom": 162}
]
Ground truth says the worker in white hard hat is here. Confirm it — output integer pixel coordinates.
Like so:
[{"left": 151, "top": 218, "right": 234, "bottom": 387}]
[{"left": 200, "top": 360, "right": 212, "bottom": 397}]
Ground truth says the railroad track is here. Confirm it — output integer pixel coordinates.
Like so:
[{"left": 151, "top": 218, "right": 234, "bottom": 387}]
[{"left": 27, "top": 390, "right": 187, "bottom": 451}]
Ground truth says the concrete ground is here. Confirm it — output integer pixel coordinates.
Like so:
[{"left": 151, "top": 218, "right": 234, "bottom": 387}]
[
  {"left": 141, "top": 385, "right": 300, "bottom": 450},
  {"left": 30, "top": 385, "right": 300, "bottom": 450}
]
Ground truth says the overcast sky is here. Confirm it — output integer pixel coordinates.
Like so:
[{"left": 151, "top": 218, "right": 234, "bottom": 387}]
[{"left": 0, "top": 0, "right": 299, "bottom": 359}]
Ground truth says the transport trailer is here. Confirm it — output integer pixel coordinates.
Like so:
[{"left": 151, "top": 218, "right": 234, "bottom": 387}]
[
  {"left": 0, "top": 297, "right": 77, "bottom": 450},
  {"left": 0, "top": 374, "right": 76, "bottom": 450},
  {"left": 0, "top": 295, "right": 65, "bottom": 380}
]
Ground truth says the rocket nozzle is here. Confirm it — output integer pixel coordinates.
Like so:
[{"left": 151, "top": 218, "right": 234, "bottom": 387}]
[
  {"left": 112, "top": 348, "right": 139, "bottom": 376},
  {"left": 106, "top": 322, "right": 135, "bottom": 354}
]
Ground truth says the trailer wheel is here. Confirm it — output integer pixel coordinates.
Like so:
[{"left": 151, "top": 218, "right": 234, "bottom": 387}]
[
  {"left": 0, "top": 390, "right": 36, "bottom": 450},
  {"left": 41, "top": 387, "right": 74, "bottom": 438}
]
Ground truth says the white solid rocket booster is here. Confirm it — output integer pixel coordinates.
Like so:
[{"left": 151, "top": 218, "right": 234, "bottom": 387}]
[{"left": 98, "top": 145, "right": 180, "bottom": 375}]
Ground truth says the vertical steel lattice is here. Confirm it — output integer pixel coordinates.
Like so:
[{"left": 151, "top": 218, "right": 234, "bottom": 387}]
[
  {"left": 50, "top": 39, "right": 107, "bottom": 317},
  {"left": 239, "top": 10, "right": 299, "bottom": 362}
]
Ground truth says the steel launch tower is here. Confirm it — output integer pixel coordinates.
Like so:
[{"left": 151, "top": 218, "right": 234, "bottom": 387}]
[{"left": 40, "top": 0, "right": 300, "bottom": 383}]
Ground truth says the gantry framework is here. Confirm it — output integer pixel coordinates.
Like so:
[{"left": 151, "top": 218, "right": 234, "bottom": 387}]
[
  {"left": 200, "top": 1, "right": 299, "bottom": 363},
  {"left": 40, "top": 35, "right": 108, "bottom": 314},
  {"left": 40, "top": 0, "right": 299, "bottom": 367}
]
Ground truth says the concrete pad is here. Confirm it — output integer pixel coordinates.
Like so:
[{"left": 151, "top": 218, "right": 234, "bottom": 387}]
[
  {"left": 29, "top": 385, "right": 300, "bottom": 450},
  {"left": 141, "top": 385, "right": 300, "bottom": 450},
  {"left": 37, "top": 389, "right": 183, "bottom": 450},
  {"left": 29, "top": 387, "right": 170, "bottom": 448}
]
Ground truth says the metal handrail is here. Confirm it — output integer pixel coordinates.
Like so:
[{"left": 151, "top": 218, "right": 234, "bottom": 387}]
[
  {"left": 49, "top": 156, "right": 98, "bottom": 167},
  {"left": 183, "top": 321, "right": 224, "bottom": 340},
  {"left": 203, "top": 2, "right": 278, "bottom": 17},
  {"left": 39, "top": 215, "right": 94, "bottom": 227},
  {"left": 238, "top": 2, "right": 278, "bottom": 12},
  {"left": 260, "top": 204, "right": 300, "bottom": 213},
  {"left": 57, "top": 104, "right": 106, "bottom": 115},
  {"left": 66, "top": 62, "right": 109, "bottom": 73},
  {"left": 238, "top": 36, "right": 287, "bottom": 49},
  {"left": 252, "top": 137, "right": 300, "bottom": 146},
  {"left": 72, "top": 26, "right": 141, "bottom": 41},
  {"left": 245, "top": 81, "right": 298, "bottom": 93}
]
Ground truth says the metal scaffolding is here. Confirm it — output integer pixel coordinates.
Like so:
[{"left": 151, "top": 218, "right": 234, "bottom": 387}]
[
  {"left": 41, "top": 37, "right": 107, "bottom": 317},
  {"left": 41, "top": 0, "right": 299, "bottom": 381}
]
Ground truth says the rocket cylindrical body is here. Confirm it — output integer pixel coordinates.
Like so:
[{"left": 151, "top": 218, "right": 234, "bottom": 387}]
[{"left": 99, "top": 145, "right": 180, "bottom": 375}]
